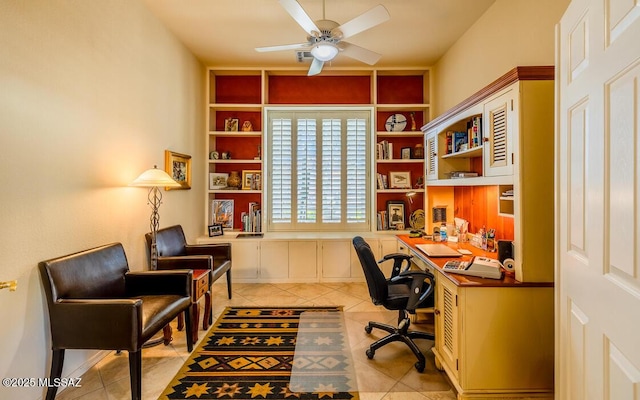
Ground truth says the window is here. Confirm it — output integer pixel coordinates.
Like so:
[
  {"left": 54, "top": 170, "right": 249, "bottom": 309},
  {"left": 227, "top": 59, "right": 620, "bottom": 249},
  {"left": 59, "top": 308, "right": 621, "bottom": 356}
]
[{"left": 266, "top": 108, "right": 372, "bottom": 231}]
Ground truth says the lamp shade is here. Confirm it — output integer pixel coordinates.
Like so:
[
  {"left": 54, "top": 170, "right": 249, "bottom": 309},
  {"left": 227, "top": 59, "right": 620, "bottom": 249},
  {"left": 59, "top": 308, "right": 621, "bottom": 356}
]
[
  {"left": 311, "top": 42, "right": 339, "bottom": 62},
  {"left": 130, "top": 165, "right": 181, "bottom": 188}
]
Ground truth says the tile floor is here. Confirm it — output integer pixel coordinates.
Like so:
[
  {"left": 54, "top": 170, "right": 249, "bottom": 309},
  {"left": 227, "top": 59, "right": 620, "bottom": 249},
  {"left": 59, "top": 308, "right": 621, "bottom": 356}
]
[{"left": 54, "top": 282, "right": 456, "bottom": 400}]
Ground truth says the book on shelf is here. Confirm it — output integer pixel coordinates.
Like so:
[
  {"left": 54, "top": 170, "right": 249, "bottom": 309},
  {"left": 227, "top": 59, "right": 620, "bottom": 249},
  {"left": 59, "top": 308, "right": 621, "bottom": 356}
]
[
  {"left": 376, "top": 173, "right": 388, "bottom": 189},
  {"left": 453, "top": 131, "right": 468, "bottom": 152},
  {"left": 376, "top": 210, "right": 389, "bottom": 230},
  {"left": 376, "top": 140, "right": 393, "bottom": 160},
  {"left": 241, "top": 201, "right": 261, "bottom": 233}
]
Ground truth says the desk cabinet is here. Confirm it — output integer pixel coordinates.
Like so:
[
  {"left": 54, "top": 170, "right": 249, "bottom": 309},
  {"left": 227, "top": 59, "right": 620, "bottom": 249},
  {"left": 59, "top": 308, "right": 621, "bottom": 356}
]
[{"left": 433, "top": 272, "right": 554, "bottom": 399}]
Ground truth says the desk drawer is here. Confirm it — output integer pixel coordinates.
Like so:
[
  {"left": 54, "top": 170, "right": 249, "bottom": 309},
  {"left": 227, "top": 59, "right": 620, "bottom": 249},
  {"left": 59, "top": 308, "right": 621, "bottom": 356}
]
[{"left": 410, "top": 249, "right": 435, "bottom": 274}]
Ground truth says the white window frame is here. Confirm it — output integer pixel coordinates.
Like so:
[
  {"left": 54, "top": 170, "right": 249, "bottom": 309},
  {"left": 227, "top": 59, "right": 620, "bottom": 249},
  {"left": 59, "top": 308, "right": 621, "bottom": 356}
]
[{"left": 264, "top": 107, "right": 373, "bottom": 232}]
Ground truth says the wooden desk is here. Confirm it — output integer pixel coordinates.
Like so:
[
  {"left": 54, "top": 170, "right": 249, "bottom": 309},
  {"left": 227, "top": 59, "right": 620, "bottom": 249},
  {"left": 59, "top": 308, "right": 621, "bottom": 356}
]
[
  {"left": 177, "top": 269, "right": 211, "bottom": 343},
  {"left": 396, "top": 235, "right": 554, "bottom": 400}
]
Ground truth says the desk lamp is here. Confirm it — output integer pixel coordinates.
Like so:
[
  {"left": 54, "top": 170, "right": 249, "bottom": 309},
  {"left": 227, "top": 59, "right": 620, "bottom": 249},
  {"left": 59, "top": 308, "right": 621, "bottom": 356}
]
[{"left": 130, "top": 165, "right": 180, "bottom": 270}]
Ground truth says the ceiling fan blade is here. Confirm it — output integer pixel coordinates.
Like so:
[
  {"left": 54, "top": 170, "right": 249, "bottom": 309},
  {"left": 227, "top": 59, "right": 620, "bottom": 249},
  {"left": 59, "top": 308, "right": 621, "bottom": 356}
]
[
  {"left": 308, "top": 58, "right": 324, "bottom": 76},
  {"left": 279, "top": 0, "right": 320, "bottom": 36},
  {"left": 334, "top": 4, "right": 390, "bottom": 39},
  {"left": 338, "top": 42, "right": 382, "bottom": 65},
  {"left": 255, "top": 43, "right": 308, "bottom": 52}
]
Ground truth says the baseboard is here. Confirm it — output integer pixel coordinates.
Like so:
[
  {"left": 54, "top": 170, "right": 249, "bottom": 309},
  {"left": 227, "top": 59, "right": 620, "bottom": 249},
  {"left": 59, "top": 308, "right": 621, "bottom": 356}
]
[{"left": 53, "top": 350, "right": 110, "bottom": 396}]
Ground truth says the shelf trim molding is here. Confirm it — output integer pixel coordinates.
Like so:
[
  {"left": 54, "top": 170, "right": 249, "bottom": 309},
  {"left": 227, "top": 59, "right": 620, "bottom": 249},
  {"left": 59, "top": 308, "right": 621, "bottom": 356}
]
[{"left": 423, "top": 66, "right": 554, "bottom": 131}]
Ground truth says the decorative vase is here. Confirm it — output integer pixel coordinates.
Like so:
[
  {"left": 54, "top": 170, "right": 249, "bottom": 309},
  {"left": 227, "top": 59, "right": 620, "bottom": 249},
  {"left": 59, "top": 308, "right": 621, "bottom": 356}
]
[{"left": 227, "top": 171, "right": 241, "bottom": 189}]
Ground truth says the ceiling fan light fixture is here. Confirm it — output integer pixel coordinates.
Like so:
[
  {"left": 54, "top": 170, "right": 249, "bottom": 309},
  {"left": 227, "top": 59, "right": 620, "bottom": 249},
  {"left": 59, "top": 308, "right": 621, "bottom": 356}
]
[{"left": 310, "top": 42, "right": 339, "bottom": 61}]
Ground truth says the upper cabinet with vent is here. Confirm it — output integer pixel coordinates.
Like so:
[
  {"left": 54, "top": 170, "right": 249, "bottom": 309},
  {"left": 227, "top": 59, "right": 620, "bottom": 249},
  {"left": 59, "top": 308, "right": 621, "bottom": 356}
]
[
  {"left": 422, "top": 66, "right": 555, "bottom": 283},
  {"left": 421, "top": 66, "right": 552, "bottom": 186}
]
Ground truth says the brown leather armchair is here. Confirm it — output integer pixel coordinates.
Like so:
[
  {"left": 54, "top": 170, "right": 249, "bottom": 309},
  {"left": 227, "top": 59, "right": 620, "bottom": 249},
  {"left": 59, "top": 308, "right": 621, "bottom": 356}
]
[
  {"left": 146, "top": 225, "right": 232, "bottom": 326},
  {"left": 39, "top": 243, "right": 194, "bottom": 400}
]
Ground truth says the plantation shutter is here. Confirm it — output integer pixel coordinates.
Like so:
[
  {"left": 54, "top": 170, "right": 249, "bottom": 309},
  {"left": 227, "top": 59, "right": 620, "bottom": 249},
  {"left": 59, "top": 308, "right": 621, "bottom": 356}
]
[
  {"left": 267, "top": 108, "right": 370, "bottom": 231},
  {"left": 297, "top": 118, "right": 317, "bottom": 224},
  {"left": 271, "top": 118, "right": 292, "bottom": 224}
]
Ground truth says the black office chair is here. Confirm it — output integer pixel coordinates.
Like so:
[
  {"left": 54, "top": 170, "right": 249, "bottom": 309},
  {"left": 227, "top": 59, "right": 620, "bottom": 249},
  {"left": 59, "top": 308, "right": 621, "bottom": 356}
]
[{"left": 352, "top": 236, "right": 435, "bottom": 372}]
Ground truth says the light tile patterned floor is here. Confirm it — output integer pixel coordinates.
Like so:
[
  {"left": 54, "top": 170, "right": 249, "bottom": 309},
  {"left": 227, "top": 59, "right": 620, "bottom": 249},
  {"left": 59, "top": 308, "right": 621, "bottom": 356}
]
[{"left": 54, "top": 282, "right": 455, "bottom": 400}]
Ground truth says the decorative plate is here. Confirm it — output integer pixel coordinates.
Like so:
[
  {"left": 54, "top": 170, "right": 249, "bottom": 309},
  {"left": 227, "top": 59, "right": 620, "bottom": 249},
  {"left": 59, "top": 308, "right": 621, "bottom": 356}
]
[
  {"left": 385, "top": 113, "right": 407, "bottom": 132},
  {"left": 409, "top": 209, "right": 426, "bottom": 229}
]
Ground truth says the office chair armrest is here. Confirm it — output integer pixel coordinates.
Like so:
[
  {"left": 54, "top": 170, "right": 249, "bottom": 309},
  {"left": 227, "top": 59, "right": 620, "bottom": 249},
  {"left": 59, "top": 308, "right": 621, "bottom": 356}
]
[
  {"left": 378, "top": 253, "right": 413, "bottom": 277},
  {"left": 156, "top": 255, "right": 212, "bottom": 271},
  {"left": 391, "top": 270, "right": 435, "bottom": 310}
]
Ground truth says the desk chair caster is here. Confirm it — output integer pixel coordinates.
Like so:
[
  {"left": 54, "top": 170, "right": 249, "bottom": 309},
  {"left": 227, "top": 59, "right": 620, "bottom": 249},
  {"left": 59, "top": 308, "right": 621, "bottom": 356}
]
[{"left": 364, "top": 322, "right": 433, "bottom": 373}]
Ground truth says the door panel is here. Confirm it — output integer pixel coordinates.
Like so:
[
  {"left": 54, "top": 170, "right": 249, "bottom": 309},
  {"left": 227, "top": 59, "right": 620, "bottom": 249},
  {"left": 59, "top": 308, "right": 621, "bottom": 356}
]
[{"left": 558, "top": 0, "right": 640, "bottom": 398}]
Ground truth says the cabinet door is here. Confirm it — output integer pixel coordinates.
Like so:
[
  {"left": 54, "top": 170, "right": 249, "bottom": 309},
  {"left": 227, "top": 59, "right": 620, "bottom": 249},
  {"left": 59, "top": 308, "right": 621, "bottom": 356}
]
[
  {"left": 231, "top": 240, "right": 260, "bottom": 279},
  {"left": 376, "top": 238, "right": 399, "bottom": 277},
  {"left": 435, "top": 275, "right": 459, "bottom": 380},
  {"left": 321, "top": 240, "right": 351, "bottom": 278},
  {"left": 289, "top": 241, "right": 318, "bottom": 279},
  {"left": 259, "top": 241, "right": 289, "bottom": 279},
  {"left": 483, "top": 88, "right": 515, "bottom": 176},
  {"left": 425, "top": 129, "right": 438, "bottom": 180}
]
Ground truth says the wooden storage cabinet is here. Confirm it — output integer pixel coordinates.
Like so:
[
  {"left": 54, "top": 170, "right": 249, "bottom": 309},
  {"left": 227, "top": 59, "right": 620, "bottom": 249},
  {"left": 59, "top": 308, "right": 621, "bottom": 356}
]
[{"left": 433, "top": 273, "right": 554, "bottom": 399}]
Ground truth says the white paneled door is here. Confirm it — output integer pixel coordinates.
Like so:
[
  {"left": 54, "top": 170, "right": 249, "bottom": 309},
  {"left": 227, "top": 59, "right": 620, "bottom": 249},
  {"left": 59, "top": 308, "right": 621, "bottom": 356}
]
[{"left": 557, "top": 0, "right": 640, "bottom": 399}]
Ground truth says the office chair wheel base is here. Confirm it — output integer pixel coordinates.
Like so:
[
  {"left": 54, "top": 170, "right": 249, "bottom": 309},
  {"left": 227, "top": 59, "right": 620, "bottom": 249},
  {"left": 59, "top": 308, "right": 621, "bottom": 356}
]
[
  {"left": 415, "top": 361, "right": 425, "bottom": 373},
  {"left": 366, "top": 348, "right": 375, "bottom": 359},
  {"left": 364, "top": 325, "right": 373, "bottom": 334}
]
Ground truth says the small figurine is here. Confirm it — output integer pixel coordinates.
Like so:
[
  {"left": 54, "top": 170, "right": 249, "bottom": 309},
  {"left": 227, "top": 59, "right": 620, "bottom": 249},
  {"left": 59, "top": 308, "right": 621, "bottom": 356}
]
[
  {"left": 241, "top": 120, "right": 253, "bottom": 132},
  {"left": 410, "top": 112, "right": 417, "bottom": 131}
]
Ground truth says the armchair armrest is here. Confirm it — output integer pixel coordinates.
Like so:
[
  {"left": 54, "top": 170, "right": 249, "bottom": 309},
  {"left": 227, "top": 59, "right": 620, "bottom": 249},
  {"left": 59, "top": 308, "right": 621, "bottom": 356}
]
[
  {"left": 390, "top": 269, "right": 435, "bottom": 311},
  {"left": 185, "top": 243, "right": 231, "bottom": 261},
  {"left": 125, "top": 270, "right": 192, "bottom": 297},
  {"left": 378, "top": 253, "right": 413, "bottom": 277},
  {"left": 51, "top": 299, "right": 143, "bottom": 350},
  {"left": 156, "top": 255, "right": 212, "bottom": 270}
]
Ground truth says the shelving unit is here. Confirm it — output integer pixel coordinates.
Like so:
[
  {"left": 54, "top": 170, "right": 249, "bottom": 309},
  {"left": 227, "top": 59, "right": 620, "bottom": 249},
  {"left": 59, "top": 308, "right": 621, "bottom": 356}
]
[
  {"left": 205, "top": 67, "right": 431, "bottom": 235},
  {"left": 421, "top": 66, "right": 554, "bottom": 282}
]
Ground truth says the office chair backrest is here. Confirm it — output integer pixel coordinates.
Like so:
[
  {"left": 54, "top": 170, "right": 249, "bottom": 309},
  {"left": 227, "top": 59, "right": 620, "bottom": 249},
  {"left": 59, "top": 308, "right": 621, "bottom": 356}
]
[{"left": 353, "top": 236, "right": 388, "bottom": 305}]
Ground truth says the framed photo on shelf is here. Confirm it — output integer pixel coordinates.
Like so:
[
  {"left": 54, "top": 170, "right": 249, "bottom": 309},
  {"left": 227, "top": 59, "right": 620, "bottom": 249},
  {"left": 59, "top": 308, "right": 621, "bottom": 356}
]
[
  {"left": 164, "top": 150, "right": 191, "bottom": 190},
  {"left": 387, "top": 200, "right": 406, "bottom": 229},
  {"left": 242, "top": 170, "right": 262, "bottom": 190},
  {"left": 401, "top": 147, "right": 411, "bottom": 159},
  {"left": 208, "top": 223, "right": 224, "bottom": 237},
  {"left": 209, "top": 172, "right": 229, "bottom": 190},
  {"left": 389, "top": 171, "right": 411, "bottom": 189},
  {"left": 210, "top": 199, "right": 234, "bottom": 229},
  {"left": 224, "top": 118, "right": 239, "bottom": 132}
]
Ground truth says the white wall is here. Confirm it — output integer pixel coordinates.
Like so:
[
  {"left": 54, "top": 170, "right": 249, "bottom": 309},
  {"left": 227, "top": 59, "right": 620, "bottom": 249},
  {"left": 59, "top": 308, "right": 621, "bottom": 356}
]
[
  {"left": 0, "top": 1, "right": 204, "bottom": 398},
  {"left": 433, "top": 0, "right": 570, "bottom": 115}
]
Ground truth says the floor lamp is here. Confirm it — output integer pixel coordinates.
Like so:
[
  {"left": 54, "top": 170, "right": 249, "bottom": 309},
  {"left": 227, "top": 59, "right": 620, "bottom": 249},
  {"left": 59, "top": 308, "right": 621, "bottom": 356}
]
[{"left": 130, "top": 165, "right": 180, "bottom": 270}]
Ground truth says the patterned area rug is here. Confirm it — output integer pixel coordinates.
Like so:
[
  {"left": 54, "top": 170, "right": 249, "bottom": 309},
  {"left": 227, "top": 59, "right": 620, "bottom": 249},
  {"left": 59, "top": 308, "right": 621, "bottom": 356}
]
[{"left": 160, "top": 306, "right": 359, "bottom": 399}]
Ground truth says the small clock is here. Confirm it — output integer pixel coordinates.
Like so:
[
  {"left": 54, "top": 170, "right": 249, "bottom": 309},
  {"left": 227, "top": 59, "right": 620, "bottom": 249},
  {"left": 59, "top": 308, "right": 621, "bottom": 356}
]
[{"left": 385, "top": 114, "right": 407, "bottom": 132}]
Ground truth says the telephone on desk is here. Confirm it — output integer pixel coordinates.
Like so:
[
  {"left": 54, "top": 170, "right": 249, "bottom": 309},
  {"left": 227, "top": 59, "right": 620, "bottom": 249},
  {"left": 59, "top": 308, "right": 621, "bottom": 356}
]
[{"left": 443, "top": 256, "right": 504, "bottom": 279}]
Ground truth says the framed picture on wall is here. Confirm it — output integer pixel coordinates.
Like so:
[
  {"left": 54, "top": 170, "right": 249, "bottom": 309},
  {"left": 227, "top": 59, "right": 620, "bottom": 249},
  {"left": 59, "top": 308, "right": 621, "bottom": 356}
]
[
  {"left": 210, "top": 199, "right": 234, "bottom": 229},
  {"left": 164, "top": 150, "right": 191, "bottom": 190}
]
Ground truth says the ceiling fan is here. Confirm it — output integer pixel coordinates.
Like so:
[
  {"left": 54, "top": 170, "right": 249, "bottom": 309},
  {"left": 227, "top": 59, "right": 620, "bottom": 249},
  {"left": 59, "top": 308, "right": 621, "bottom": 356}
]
[{"left": 256, "top": 0, "right": 390, "bottom": 76}]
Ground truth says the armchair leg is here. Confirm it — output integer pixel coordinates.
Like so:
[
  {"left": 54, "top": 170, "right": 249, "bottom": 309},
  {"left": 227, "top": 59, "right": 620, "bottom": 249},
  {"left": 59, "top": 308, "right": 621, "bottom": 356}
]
[
  {"left": 45, "top": 349, "right": 65, "bottom": 400},
  {"left": 128, "top": 350, "right": 142, "bottom": 400},
  {"left": 226, "top": 270, "right": 232, "bottom": 299},
  {"left": 184, "top": 306, "right": 194, "bottom": 352}
]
